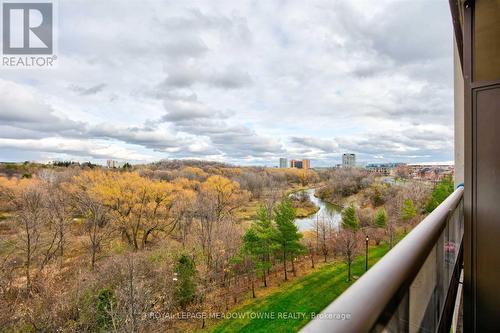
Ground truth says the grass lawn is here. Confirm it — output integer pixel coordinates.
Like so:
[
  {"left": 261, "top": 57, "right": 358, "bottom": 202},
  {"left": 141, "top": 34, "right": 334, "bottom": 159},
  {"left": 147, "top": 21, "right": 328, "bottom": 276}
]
[{"left": 208, "top": 243, "right": 390, "bottom": 333}]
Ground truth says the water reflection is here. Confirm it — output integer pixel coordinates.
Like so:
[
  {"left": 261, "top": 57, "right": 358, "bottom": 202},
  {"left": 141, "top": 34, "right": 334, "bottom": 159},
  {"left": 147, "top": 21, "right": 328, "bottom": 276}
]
[{"left": 294, "top": 188, "right": 342, "bottom": 231}]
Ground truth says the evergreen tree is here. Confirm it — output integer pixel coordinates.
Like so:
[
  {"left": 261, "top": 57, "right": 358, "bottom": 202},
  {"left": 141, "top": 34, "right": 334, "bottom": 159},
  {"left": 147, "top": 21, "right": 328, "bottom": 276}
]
[
  {"left": 374, "top": 208, "right": 387, "bottom": 228},
  {"left": 340, "top": 205, "right": 359, "bottom": 281},
  {"left": 273, "top": 199, "right": 304, "bottom": 281},
  {"left": 252, "top": 206, "right": 276, "bottom": 286},
  {"left": 341, "top": 205, "right": 359, "bottom": 231},
  {"left": 175, "top": 254, "right": 197, "bottom": 308},
  {"left": 402, "top": 199, "right": 417, "bottom": 222},
  {"left": 241, "top": 228, "right": 261, "bottom": 298}
]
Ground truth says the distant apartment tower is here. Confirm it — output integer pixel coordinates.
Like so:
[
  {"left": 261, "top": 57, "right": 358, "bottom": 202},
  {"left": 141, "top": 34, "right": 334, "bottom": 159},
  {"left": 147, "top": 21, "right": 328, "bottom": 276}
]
[
  {"left": 279, "top": 158, "right": 288, "bottom": 168},
  {"left": 290, "top": 159, "right": 310, "bottom": 169},
  {"left": 106, "top": 160, "right": 125, "bottom": 168},
  {"left": 342, "top": 153, "right": 356, "bottom": 168},
  {"left": 106, "top": 160, "right": 118, "bottom": 168},
  {"left": 302, "top": 159, "right": 310, "bottom": 169}
]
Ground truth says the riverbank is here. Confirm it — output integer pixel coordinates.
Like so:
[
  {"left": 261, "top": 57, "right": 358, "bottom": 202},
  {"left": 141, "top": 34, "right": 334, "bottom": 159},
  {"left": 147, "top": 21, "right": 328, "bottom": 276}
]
[
  {"left": 287, "top": 187, "right": 321, "bottom": 218},
  {"left": 294, "top": 189, "right": 342, "bottom": 231},
  {"left": 207, "top": 243, "right": 390, "bottom": 333},
  {"left": 295, "top": 202, "right": 320, "bottom": 218}
]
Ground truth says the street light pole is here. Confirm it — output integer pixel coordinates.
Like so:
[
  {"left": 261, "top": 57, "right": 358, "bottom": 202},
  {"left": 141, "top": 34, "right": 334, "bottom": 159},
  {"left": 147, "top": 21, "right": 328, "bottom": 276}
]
[{"left": 365, "top": 235, "right": 369, "bottom": 272}]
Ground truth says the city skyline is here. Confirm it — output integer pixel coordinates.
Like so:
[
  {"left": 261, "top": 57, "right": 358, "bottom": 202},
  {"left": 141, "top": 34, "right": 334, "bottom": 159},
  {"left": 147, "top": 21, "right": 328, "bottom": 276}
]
[{"left": 0, "top": 0, "right": 454, "bottom": 166}]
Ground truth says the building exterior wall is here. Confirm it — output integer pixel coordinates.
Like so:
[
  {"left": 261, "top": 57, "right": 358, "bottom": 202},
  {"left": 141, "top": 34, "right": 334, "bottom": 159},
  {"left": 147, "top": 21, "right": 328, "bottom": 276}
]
[
  {"left": 454, "top": 36, "right": 464, "bottom": 187},
  {"left": 342, "top": 153, "right": 356, "bottom": 168},
  {"left": 302, "top": 159, "right": 310, "bottom": 169},
  {"left": 462, "top": 2, "right": 500, "bottom": 331}
]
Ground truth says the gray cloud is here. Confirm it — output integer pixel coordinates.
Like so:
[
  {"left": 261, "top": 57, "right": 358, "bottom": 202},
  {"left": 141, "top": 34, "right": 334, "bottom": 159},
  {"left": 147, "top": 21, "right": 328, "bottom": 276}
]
[
  {"left": 161, "top": 94, "right": 233, "bottom": 122},
  {"left": 162, "top": 65, "right": 252, "bottom": 90},
  {"left": 291, "top": 126, "right": 453, "bottom": 163},
  {"left": 0, "top": 1, "right": 454, "bottom": 165},
  {"left": 0, "top": 80, "right": 85, "bottom": 134},
  {"left": 290, "top": 137, "right": 339, "bottom": 153},
  {"left": 0, "top": 138, "right": 153, "bottom": 161},
  {"left": 70, "top": 83, "right": 107, "bottom": 96}
]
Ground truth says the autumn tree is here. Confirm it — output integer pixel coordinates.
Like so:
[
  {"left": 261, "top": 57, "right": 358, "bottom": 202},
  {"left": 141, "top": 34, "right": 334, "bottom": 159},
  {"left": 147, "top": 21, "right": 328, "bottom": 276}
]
[
  {"left": 75, "top": 171, "right": 177, "bottom": 250},
  {"left": 76, "top": 192, "right": 111, "bottom": 269},
  {"left": 196, "top": 175, "right": 248, "bottom": 267},
  {"left": 201, "top": 175, "right": 246, "bottom": 223},
  {"left": 171, "top": 188, "right": 197, "bottom": 248},
  {"left": 62, "top": 171, "right": 111, "bottom": 268}
]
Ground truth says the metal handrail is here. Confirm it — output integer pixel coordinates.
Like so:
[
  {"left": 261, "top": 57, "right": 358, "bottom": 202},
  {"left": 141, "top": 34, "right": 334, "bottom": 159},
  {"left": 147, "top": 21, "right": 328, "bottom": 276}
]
[{"left": 300, "top": 186, "right": 464, "bottom": 333}]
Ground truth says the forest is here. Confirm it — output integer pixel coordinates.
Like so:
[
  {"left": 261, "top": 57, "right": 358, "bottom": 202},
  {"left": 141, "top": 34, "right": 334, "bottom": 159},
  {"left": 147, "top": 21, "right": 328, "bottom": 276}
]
[{"left": 0, "top": 161, "right": 453, "bottom": 332}]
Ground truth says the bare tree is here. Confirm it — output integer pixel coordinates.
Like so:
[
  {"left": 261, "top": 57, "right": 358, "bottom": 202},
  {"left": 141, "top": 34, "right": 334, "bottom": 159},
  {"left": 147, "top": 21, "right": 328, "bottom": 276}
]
[
  {"left": 262, "top": 181, "right": 282, "bottom": 217},
  {"left": 41, "top": 186, "right": 72, "bottom": 269},
  {"left": 17, "top": 185, "right": 47, "bottom": 291},
  {"left": 74, "top": 193, "right": 111, "bottom": 270},
  {"left": 313, "top": 215, "right": 333, "bottom": 263},
  {"left": 336, "top": 230, "right": 359, "bottom": 282},
  {"left": 307, "top": 241, "right": 315, "bottom": 268}
]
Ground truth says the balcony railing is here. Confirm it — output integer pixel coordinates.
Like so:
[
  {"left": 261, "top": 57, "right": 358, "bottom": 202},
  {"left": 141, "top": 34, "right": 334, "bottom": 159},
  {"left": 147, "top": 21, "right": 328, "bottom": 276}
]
[{"left": 301, "top": 186, "right": 464, "bottom": 333}]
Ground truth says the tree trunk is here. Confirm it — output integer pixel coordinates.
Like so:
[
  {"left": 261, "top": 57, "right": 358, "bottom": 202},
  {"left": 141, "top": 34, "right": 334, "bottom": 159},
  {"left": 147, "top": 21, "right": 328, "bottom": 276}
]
[
  {"left": 283, "top": 250, "right": 288, "bottom": 281},
  {"left": 26, "top": 231, "right": 31, "bottom": 291},
  {"left": 59, "top": 226, "right": 64, "bottom": 260},
  {"left": 91, "top": 245, "right": 96, "bottom": 270}
]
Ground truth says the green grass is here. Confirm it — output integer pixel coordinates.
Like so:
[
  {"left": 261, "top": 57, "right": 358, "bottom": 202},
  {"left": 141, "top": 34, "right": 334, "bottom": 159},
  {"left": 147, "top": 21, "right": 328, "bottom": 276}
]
[{"left": 208, "top": 243, "right": 390, "bottom": 333}]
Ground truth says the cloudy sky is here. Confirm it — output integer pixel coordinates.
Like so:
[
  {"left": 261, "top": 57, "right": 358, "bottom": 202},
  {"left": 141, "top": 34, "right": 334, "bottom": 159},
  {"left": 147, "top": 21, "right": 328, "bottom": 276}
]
[{"left": 0, "top": 0, "right": 454, "bottom": 166}]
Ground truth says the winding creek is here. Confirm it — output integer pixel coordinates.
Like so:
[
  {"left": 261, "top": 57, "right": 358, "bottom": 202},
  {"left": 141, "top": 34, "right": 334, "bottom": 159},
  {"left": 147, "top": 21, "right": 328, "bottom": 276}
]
[{"left": 294, "top": 188, "right": 343, "bottom": 231}]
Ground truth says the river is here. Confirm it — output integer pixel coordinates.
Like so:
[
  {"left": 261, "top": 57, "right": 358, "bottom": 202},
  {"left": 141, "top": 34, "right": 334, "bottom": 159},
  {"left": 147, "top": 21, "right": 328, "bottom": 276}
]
[{"left": 294, "top": 188, "right": 343, "bottom": 231}]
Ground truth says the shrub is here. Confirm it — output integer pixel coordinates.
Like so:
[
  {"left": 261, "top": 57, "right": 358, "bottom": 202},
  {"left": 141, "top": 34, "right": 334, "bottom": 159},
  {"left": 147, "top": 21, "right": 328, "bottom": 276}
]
[{"left": 96, "top": 288, "right": 116, "bottom": 331}]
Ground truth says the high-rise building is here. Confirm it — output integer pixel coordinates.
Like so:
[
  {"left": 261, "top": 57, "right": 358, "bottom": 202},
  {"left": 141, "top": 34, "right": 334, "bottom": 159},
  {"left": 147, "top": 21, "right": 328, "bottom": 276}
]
[
  {"left": 302, "top": 159, "right": 310, "bottom": 169},
  {"left": 289, "top": 159, "right": 310, "bottom": 169},
  {"left": 279, "top": 158, "right": 288, "bottom": 168},
  {"left": 106, "top": 159, "right": 118, "bottom": 168},
  {"left": 290, "top": 159, "right": 303, "bottom": 169},
  {"left": 106, "top": 160, "right": 125, "bottom": 168},
  {"left": 342, "top": 153, "right": 356, "bottom": 168}
]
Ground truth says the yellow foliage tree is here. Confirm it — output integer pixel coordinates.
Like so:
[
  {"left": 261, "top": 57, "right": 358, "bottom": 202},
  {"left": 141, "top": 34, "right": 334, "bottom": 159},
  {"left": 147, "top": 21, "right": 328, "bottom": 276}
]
[
  {"left": 201, "top": 175, "right": 246, "bottom": 223},
  {"left": 73, "top": 171, "right": 177, "bottom": 250}
]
